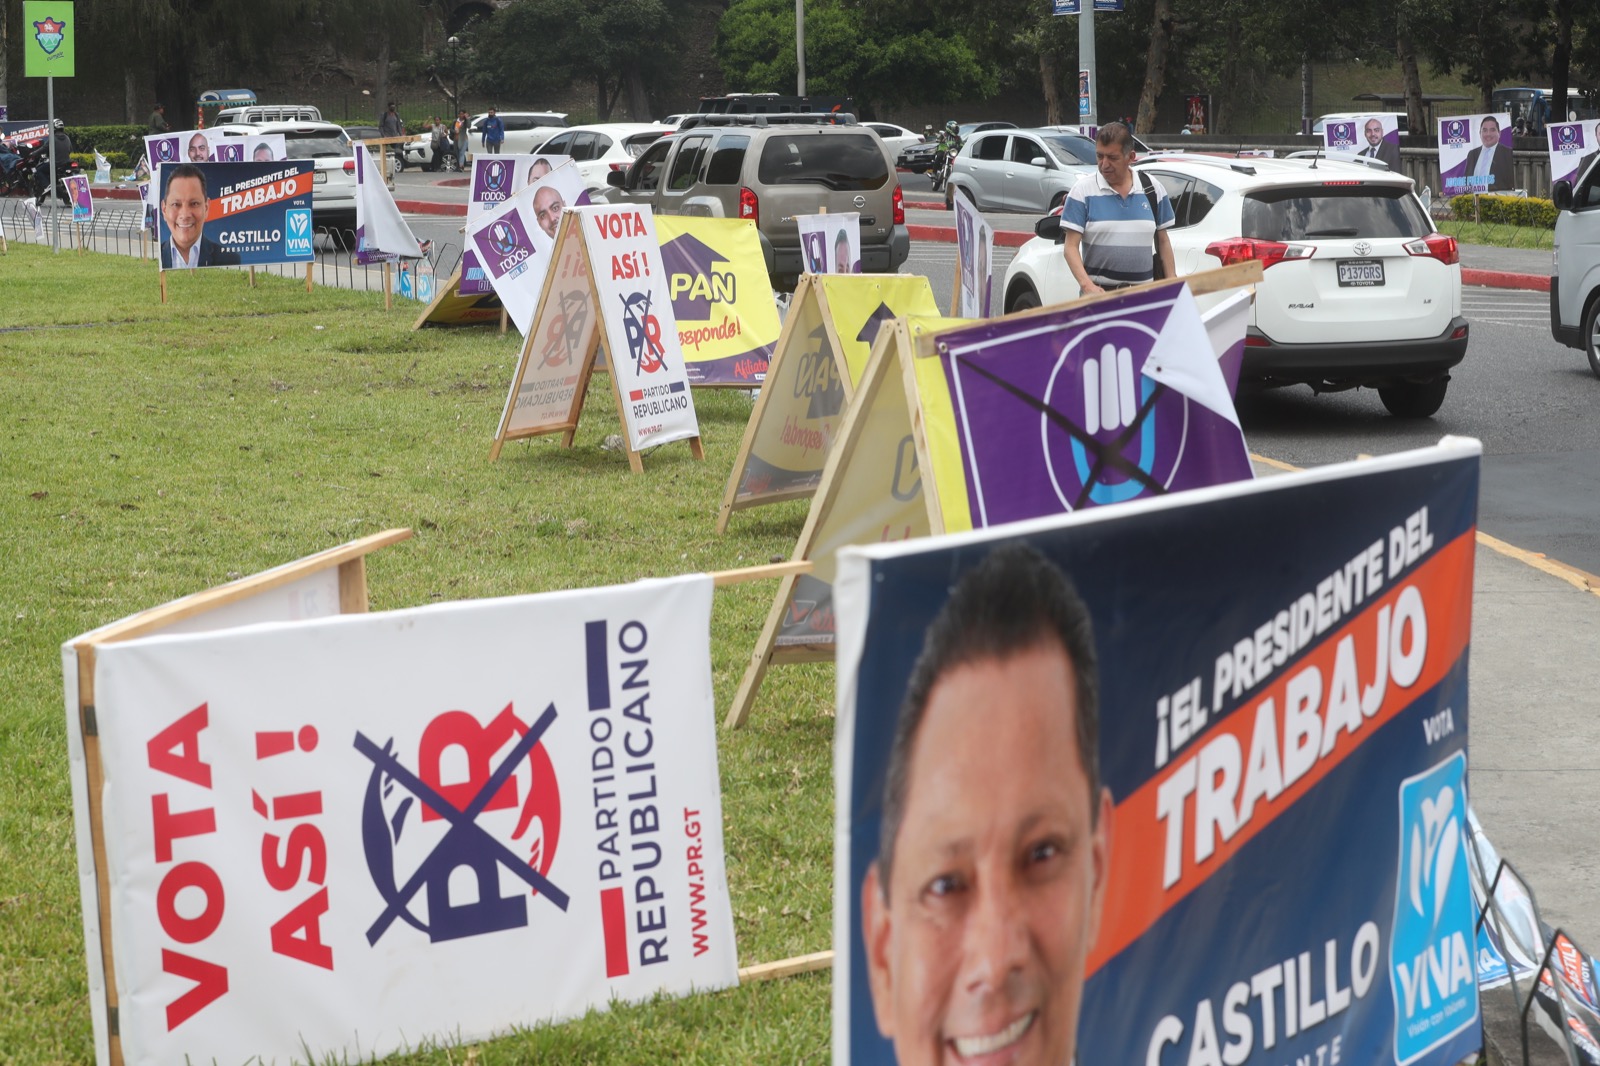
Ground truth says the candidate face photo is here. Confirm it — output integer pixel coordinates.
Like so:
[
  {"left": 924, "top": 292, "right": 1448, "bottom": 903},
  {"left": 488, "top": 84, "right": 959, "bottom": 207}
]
[
  {"left": 253, "top": 143, "right": 273, "bottom": 162},
  {"left": 162, "top": 174, "right": 207, "bottom": 262},
  {"left": 1480, "top": 116, "right": 1501, "bottom": 148},
  {"left": 527, "top": 158, "right": 552, "bottom": 184},
  {"left": 187, "top": 132, "right": 210, "bottom": 163},
  {"left": 862, "top": 638, "right": 1112, "bottom": 1066},
  {"left": 835, "top": 231, "right": 851, "bottom": 274},
  {"left": 533, "top": 185, "right": 565, "bottom": 239},
  {"left": 1365, "top": 118, "right": 1384, "bottom": 146}
]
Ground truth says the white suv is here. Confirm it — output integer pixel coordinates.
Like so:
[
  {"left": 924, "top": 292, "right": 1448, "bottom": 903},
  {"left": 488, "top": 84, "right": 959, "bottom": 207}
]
[
  {"left": 1001, "top": 155, "right": 1467, "bottom": 417},
  {"left": 218, "top": 120, "right": 356, "bottom": 236},
  {"left": 533, "top": 122, "right": 672, "bottom": 196},
  {"left": 1551, "top": 155, "right": 1600, "bottom": 377},
  {"left": 465, "top": 111, "right": 568, "bottom": 156}
]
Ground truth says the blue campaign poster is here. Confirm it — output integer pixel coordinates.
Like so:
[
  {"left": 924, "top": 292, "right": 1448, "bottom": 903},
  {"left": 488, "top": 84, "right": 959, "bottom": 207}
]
[{"left": 155, "top": 160, "right": 315, "bottom": 270}]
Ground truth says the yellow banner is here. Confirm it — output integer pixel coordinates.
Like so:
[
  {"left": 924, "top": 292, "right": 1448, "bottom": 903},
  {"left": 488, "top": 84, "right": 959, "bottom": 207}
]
[
  {"left": 654, "top": 217, "right": 781, "bottom": 386},
  {"left": 413, "top": 270, "right": 505, "bottom": 329},
  {"left": 816, "top": 274, "right": 940, "bottom": 384},
  {"left": 906, "top": 316, "right": 978, "bottom": 534}
]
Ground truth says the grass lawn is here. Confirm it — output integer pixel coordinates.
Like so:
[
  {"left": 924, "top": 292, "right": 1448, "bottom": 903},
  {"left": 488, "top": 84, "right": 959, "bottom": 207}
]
[
  {"left": 1436, "top": 219, "right": 1555, "bottom": 250},
  {"left": 0, "top": 246, "right": 835, "bottom": 1064}
]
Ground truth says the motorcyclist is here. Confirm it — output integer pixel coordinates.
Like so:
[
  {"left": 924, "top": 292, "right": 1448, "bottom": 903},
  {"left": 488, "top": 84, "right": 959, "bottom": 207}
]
[{"left": 932, "top": 120, "right": 961, "bottom": 188}]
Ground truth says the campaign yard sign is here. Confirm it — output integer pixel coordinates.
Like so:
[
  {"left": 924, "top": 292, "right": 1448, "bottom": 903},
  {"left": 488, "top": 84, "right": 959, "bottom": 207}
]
[
  {"left": 156, "top": 161, "right": 315, "bottom": 270},
  {"left": 1549, "top": 122, "right": 1598, "bottom": 188},
  {"left": 953, "top": 195, "right": 994, "bottom": 319},
  {"left": 832, "top": 437, "right": 1483, "bottom": 1066},
  {"left": 71, "top": 564, "right": 737, "bottom": 1066},
  {"left": 579, "top": 204, "right": 702, "bottom": 454},
  {"left": 352, "top": 143, "right": 425, "bottom": 265},
  {"left": 797, "top": 212, "right": 862, "bottom": 274},
  {"left": 24, "top": 1, "right": 75, "bottom": 77},
  {"left": 655, "top": 216, "right": 782, "bottom": 386},
  {"left": 64, "top": 172, "right": 92, "bottom": 223},
  {"left": 468, "top": 154, "right": 565, "bottom": 223},
  {"left": 1439, "top": 114, "right": 1516, "bottom": 194},
  {"left": 715, "top": 274, "right": 941, "bottom": 532},
  {"left": 465, "top": 161, "right": 588, "bottom": 336}
]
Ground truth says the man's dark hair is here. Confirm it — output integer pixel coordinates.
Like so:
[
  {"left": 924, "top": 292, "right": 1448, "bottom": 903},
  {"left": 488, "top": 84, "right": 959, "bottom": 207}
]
[
  {"left": 875, "top": 544, "right": 1101, "bottom": 896},
  {"left": 161, "top": 163, "right": 207, "bottom": 199},
  {"left": 1095, "top": 121, "right": 1136, "bottom": 155},
  {"left": 1481, "top": 115, "right": 1500, "bottom": 130}
]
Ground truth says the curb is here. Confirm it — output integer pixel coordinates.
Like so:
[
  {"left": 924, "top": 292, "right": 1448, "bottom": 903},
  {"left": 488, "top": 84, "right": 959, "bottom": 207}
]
[
  {"left": 395, "top": 199, "right": 466, "bottom": 217},
  {"left": 905, "top": 223, "right": 1033, "bottom": 248},
  {"left": 1461, "top": 268, "right": 1550, "bottom": 292}
]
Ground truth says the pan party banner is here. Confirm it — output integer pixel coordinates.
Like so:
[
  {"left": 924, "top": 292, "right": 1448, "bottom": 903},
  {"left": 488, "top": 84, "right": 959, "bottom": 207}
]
[
  {"left": 833, "top": 437, "right": 1483, "bottom": 1066},
  {"left": 654, "top": 216, "right": 781, "bottom": 386},
  {"left": 81, "top": 574, "right": 737, "bottom": 1064}
]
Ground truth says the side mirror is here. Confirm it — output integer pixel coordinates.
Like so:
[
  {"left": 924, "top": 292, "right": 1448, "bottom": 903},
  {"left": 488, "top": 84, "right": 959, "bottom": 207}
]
[
  {"left": 1035, "top": 214, "right": 1064, "bottom": 242},
  {"left": 1553, "top": 180, "right": 1572, "bottom": 212},
  {"left": 606, "top": 169, "right": 627, "bottom": 188},
  {"left": 1030, "top": 156, "right": 1049, "bottom": 168}
]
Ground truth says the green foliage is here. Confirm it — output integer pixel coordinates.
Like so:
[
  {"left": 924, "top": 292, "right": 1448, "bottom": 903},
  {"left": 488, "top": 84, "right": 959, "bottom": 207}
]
[
  {"left": 64, "top": 125, "right": 145, "bottom": 160},
  {"left": 68, "top": 151, "right": 134, "bottom": 169},
  {"left": 1447, "top": 193, "right": 1558, "bottom": 227},
  {"left": 715, "top": 0, "right": 996, "bottom": 113},
  {"left": 0, "top": 245, "right": 835, "bottom": 1062}
]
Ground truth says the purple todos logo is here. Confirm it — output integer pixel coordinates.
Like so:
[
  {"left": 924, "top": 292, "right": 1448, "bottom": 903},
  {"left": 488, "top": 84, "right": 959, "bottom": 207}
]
[
  {"left": 484, "top": 160, "right": 507, "bottom": 191},
  {"left": 476, "top": 213, "right": 535, "bottom": 277},
  {"left": 1329, "top": 122, "right": 1357, "bottom": 148},
  {"left": 1443, "top": 119, "right": 1469, "bottom": 146}
]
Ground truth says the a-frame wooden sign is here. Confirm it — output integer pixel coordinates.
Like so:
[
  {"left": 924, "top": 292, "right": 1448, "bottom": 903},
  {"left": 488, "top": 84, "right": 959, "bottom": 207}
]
[{"left": 488, "top": 206, "right": 705, "bottom": 473}]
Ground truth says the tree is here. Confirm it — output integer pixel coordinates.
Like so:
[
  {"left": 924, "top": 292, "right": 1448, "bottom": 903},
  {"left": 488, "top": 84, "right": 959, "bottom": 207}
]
[
  {"left": 471, "top": 0, "right": 675, "bottom": 120},
  {"left": 715, "top": 0, "right": 996, "bottom": 117}
]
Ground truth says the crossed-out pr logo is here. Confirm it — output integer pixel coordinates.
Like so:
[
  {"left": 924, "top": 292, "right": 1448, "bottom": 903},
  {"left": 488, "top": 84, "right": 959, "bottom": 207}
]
[
  {"left": 1039, "top": 320, "right": 1187, "bottom": 510},
  {"left": 538, "top": 289, "right": 589, "bottom": 369},
  {"left": 621, "top": 291, "right": 667, "bottom": 374},
  {"left": 1390, "top": 750, "right": 1478, "bottom": 1064},
  {"left": 356, "top": 703, "right": 566, "bottom": 945},
  {"left": 285, "top": 209, "right": 313, "bottom": 256}
]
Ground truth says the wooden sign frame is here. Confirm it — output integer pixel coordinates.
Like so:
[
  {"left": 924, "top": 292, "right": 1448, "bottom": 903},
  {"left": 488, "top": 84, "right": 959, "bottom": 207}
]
[
  {"left": 66, "top": 529, "right": 412, "bottom": 1066},
  {"left": 487, "top": 211, "right": 704, "bottom": 474},
  {"left": 725, "top": 264, "right": 1263, "bottom": 727}
]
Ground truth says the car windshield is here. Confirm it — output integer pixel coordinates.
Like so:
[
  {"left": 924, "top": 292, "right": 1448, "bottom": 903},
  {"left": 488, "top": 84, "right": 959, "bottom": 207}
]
[
  {"left": 757, "top": 133, "right": 889, "bottom": 190},
  {"left": 1242, "top": 184, "right": 1431, "bottom": 241},
  {"left": 285, "top": 134, "right": 351, "bottom": 159},
  {"left": 1041, "top": 135, "right": 1096, "bottom": 165}
]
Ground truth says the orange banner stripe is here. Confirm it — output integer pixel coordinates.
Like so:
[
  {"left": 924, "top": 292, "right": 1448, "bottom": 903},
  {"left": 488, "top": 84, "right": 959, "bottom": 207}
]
[
  {"left": 1086, "top": 528, "right": 1475, "bottom": 975},
  {"left": 206, "top": 173, "right": 315, "bottom": 222}
]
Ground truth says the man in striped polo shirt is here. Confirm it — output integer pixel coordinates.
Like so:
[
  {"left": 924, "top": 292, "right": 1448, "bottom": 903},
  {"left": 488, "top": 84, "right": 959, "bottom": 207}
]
[{"left": 1062, "top": 122, "right": 1175, "bottom": 294}]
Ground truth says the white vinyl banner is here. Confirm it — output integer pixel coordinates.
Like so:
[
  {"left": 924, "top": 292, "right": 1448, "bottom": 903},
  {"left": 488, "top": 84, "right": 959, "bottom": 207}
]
[
  {"left": 468, "top": 154, "right": 566, "bottom": 223},
  {"left": 466, "top": 160, "right": 588, "bottom": 335},
  {"left": 953, "top": 195, "right": 993, "bottom": 318},
  {"left": 144, "top": 129, "right": 286, "bottom": 166},
  {"left": 87, "top": 575, "right": 737, "bottom": 1065},
  {"left": 353, "top": 143, "right": 425, "bottom": 264},
  {"left": 578, "top": 203, "right": 702, "bottom": 451},
  {"left": 796, "top": 212, "right": 862, "bottom": 274}
]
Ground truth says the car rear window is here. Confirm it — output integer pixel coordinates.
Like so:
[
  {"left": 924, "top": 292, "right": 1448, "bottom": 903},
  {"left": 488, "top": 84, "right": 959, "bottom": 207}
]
[
  {"left": 284, "top": 134, "right": 351, "bottom": 158},
  {"left": 757, "top": 133, "right": 888, "bottom": 191},
  {"left": 1242, "top": 184, "right": 1430, "bottom": 240}
]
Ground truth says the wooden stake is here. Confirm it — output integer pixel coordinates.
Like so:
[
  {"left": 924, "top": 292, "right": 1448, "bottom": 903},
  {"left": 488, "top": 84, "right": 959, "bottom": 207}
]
[
  {"left": 384, "top": 262, "right": 393, "bottom": 311},
  {"left": 305, "top": 262, "right": 313, "bottom": 294},
  {"left": 710, "top": 560, "right": 813, "bottom": 586},
  {"left": 500, "top": 307, "right": 509, "bottom": 334},
  {"left": 738, "top": 950, "right": 833, "bottom": 983},
  {"left": 159, "top": 269, "right": 168, "bottom": 304},
  {"left": 249, "top": 265, "right": 257, "bottom": 289}
]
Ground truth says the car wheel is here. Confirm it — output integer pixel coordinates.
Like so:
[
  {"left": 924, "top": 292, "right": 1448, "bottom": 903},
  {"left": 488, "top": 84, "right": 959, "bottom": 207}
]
[
  {"left": 1377, "top": 379, "right": 1448, "bottom": 418},
  {"left": 1049, "top": 191, "right": 1067, "bottom": 212},
  {"left": 1584, "top": 297, "right": 1600, "bottom": 380},
  {"left": 1007, "top": 285, "right": 1041, "bottom": 314}
]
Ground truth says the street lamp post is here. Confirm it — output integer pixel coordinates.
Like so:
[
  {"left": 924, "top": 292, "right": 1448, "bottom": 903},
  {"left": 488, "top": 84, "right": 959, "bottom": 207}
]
[{"left": 447, "top": 36, "right": 461, "bottom": 111}]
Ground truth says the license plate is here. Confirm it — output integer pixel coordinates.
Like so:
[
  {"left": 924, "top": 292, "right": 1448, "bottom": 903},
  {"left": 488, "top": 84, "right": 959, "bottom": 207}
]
[
  {"left": 1337, "top": 258, "right": 1384, "bottom": 286},
  {"left": 314, "top": 171, "right": 327, "bottom": 184}
]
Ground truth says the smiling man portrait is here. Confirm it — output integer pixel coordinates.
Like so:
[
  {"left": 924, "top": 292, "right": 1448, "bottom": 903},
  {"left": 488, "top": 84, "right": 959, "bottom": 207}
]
[{"left": 861, "top": 544, "right": 1113, "bottom": 1066}]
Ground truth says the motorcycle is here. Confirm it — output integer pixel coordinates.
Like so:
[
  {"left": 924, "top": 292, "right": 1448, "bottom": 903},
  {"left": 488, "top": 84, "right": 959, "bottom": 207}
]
[
  {"left": 929, "top": 136, "right": 961, "bottom": 194},
  {"left": 17, "top": 139, "right": 83, "bottom": 205}
]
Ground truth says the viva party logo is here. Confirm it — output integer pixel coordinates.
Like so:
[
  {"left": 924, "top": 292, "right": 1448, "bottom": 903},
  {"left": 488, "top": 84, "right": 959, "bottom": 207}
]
[
  {"left": 355, "top": 704, "right": 566, "bottom": 945},
  {"left": 33, "top": 15, "right": 65, "bottom": 55},
  {"left": 1389, "top": 751, "right": 1477, "bottom": 1064}
]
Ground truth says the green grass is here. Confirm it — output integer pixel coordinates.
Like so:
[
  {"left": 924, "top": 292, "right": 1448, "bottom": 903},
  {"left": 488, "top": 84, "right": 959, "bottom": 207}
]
[
  {"left": 0, "top": 247, "right": 835, "bottom": 1065},
  {"left": 1436, "top": 218, "right": 1556, "bottom": 250}
]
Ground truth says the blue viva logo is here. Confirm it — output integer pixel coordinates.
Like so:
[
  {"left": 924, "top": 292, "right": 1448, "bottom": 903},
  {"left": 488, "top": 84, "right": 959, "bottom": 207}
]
[
  {"left": 1390, "top": 750, "right": 1478, "bottom": 1064},
  {"left": 285, "top": 209, "right": 313, "bottom": 255}
]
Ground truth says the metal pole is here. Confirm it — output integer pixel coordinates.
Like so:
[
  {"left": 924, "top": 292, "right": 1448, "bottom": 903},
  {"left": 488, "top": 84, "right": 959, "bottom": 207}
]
[
  {"left": 48, "top": 75, "right": 59, "bottom": 253},
  {"left": 796, "top": 0, "right": 805, "bottom": 97},
  {"left": 1080, "top": 3, "right": 1097, "bottom": 125}
]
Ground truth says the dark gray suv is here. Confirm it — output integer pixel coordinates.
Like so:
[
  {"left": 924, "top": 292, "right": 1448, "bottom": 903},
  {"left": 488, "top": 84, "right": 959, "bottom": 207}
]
[{"left": 605, "top": 121, "right": 910, "bottom": 290}]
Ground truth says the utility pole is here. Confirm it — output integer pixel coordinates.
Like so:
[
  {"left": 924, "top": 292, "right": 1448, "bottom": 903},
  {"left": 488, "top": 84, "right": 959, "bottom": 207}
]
[
  {"left": 1080, "top": 1, "right": 1097, "bottom": 124},
  {"left": 796, "top": 0, "right": 805, "bottom": 97}
]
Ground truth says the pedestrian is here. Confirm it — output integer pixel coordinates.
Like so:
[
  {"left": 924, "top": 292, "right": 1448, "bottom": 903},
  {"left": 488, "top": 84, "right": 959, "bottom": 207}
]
[
  {"left": 148, "top": 103, "right": 170, "bottom": 134},
  {"left": 429, "top": 116, "right": 446, "bottom": 172},
  {"left": 454, "top": 109, "right": 470, "bottom": 169},
  {"left": 483, "top": 107, "right": 505, "bottom": 155},
  {"left": 1061, "top": 122, "right": 1174, "bottom": 295},
  {"left": 379, "top": 102, "right": 405, "bottom": 140}
]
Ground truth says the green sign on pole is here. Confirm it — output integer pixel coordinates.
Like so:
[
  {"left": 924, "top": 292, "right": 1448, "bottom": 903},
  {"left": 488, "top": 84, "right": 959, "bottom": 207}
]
[{"left": 23, "top": 1, "right": 76, "bottom": 78}]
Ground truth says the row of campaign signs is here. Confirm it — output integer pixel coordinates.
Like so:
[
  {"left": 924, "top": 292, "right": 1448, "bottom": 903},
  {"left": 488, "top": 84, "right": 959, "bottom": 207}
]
[
  {"left": 63, "top": 194, "right": 1600, "bottom": 1063},
  {"left": 1324, "top": 111, "right": 1600, "bottom": 192}
]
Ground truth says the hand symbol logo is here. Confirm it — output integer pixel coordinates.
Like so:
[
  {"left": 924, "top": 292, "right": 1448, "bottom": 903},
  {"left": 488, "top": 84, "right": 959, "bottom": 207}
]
[{"left": 1082, "top": 342, "right": 1136, "bottom": 435}]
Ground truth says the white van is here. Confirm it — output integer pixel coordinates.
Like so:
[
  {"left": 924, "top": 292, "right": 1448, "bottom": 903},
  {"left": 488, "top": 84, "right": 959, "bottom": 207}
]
[
  {"left": 1551, "top": 153, "right": 1600, "bottom": 376},
  {"left": 215, "top": 104, "right": 323, "bottom": 126},
  {"left": 1311, "top": 112, "right": 1410, "bottom": 137}
]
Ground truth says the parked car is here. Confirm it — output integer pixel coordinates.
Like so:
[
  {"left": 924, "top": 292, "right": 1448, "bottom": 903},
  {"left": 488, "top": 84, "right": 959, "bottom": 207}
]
[
  {"left": 219, "top": 120, "right": 357, "bottom": 237},
  {"left": 214, "top": 104, "right": 323, "bottom": 126},
  {"left": 603, "top": 117, "right": 909, "bottom": 290},
  {"left": 897, "top": 121, "right": 1017, "bottom": 173},
  {"left": 945, "top": 128, "right": 1103, "bottom": 213},
  {"left": 1000, "top": 155, "right": 1467, "bottom": 417},
  {"left": 465, "top": 111, "right": 568, "bottom": 157},
  {"left": 1550, "top": 154, "right": 1600, "bottom": 376},
  {"left": 864, "top": 122, "right": 922, "bottom": 159},
  {"left": 533, "top": 122, "right": 672, "bottom": 195}
]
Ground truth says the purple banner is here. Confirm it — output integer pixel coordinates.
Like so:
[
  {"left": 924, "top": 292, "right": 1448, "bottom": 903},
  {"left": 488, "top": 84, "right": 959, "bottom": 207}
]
[
  {"left": 1550, "top": 122, "right": 1597, "bottom": 188},
  {"left": 933, "top": 282, "right": 1252, "bottom": 528}
]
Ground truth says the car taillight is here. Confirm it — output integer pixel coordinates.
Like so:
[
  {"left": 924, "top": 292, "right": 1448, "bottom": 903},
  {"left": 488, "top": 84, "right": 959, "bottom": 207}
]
[
  {"left": 1244, "top": 335, "right": 1273, "bottom": 347},
  {"left": 739, "top": 186, "right": 758, "bottom": 223},
  {"left": 609, "top": 162, "right": 628, "bottom": 172},
  {"left": 1205, "top": 237, "right": 1315, "bottom": 269},
  {"left": 892, "top": 183, "right": 905, "bottom": 226},
  {"left": 342, "top": 160, "right": 355, "bottom": 172},
  {"left": 1404, "top": 232, "right": 1459, "bottom": 266}
]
